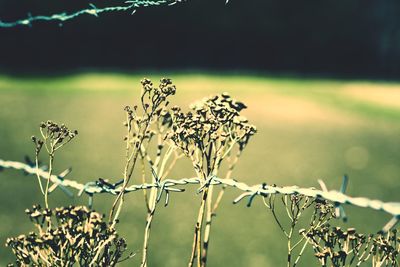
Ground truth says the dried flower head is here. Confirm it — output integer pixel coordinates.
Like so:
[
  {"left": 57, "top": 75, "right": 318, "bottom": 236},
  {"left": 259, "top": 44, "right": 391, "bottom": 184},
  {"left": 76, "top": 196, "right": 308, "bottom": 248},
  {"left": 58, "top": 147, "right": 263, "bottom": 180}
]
[
  {"left": 32, "top": 121, "right": 78, "bottom": 154},
  {"left": 303, "top": 225, "right": 399, "bottom": 266},
  {"left": 31, "top": 121, "right": 79, "bottom": 210},
  {"left": 170, "top": 93, "right": 256, "bottom": 177},
  {"left": 123, "top": 78, "right": 176, "bottom": 147},
  {"left": 6, "top": 205, "right": 130, "bottom": 266}
]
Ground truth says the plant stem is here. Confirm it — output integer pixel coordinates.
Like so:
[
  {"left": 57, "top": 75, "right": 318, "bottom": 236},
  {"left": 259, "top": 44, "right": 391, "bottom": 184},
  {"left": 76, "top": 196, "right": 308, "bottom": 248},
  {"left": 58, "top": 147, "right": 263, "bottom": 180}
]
[
  {"left": 34, "top": 152, "right": 45, "bottom": 195},
  {"left": 200, "top": 150, "right": 241, "bottom": 266},
  {"left": 293, "top": 239, "right": 309, "bottom": 267},
  {"left": 109, "top": 110, "right": 153, "bottom": 225},
  {"left": 188, "top": 188, "right": 208, "bottom": 267},
  {"left": 200, "top": 185, "right": 214, "bottom": 267},
  {"left": 140, "top": 144, "right": 175, "bottom": 267},
  {"left": 44, "top": 152, "right": 54, "bottom": 210},
  {"left": 141, "top": 187, "right": 158, "bottom": 267},
  {"left": 287, "top": 227, "right": 293, "bottom": 267}
]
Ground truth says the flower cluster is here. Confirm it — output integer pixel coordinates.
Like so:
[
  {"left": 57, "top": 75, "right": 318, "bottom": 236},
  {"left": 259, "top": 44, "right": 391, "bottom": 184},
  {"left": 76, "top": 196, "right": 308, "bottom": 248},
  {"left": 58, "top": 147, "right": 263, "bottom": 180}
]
[
  {"left": 6, "top": 205, "right": 129, "bottom": 266},
  {"left": 31, "top": 121, "right": 78, "bottom": 153},
  {"left": 314, "top": 198, "right": 336, "bottom": 219},
  {"left": 372, "top": 230, "right": 399, "bottom": 265},
  {"left": 123, "top": 78, "right": 176, "bottom": 147},
  {"left": 302, "top": 225, "right": 399, "bottom": 266},
  {"left": 140, "top": 77, "right": 176, "bottom": 117},
  {"left": 170, "top": 93, "right": 256, "bottom": 177}
]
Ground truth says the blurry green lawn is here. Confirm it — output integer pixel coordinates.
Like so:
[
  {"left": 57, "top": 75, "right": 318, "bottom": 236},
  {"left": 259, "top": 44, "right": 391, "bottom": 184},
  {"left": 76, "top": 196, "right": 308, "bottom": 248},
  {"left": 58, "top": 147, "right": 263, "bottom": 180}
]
[{"left": 0, "top": 73, "right": 399, "bottom": 266}]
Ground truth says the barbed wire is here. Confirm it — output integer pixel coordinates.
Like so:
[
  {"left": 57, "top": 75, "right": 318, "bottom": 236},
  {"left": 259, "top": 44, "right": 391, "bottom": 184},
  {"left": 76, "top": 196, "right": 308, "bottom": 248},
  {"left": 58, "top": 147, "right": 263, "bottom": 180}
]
[
  {"left": 0, "top": 1, "right": 182, "bottom": 28},
  {"left": 0, "top": 158, "right": 399, "bottom": 232}
]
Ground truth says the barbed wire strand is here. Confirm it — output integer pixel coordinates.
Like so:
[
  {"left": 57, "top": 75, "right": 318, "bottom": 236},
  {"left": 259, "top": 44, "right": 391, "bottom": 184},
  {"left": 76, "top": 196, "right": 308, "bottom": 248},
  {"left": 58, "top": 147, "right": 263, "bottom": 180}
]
[
  {"left": 0, "top": 1, "right": 181, "bottom": 28},
  {"left": 1, "top": 159, "right": 399, "bottom": 231}
]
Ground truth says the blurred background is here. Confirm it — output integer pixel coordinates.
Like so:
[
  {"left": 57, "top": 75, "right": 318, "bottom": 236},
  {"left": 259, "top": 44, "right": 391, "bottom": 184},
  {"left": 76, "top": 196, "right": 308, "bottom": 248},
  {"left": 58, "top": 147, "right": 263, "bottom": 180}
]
[{"left": 0, "top": 0, "right": 399, "bottom": 266}]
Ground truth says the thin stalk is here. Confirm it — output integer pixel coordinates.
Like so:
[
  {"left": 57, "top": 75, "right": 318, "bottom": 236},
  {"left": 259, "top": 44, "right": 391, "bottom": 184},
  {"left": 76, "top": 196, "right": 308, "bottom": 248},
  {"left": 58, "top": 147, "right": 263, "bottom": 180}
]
[
  {"left": 110, "top": 108, "right": 154, "bottom": 225},
  {"left": 34, "top": 152, "right": 45, "bottom": 195},
  {"left": 200, "top": 150, "right": 240, "bottom": 267},
  {"left": 44, "top": 152, "right": 54, "bottom": 210},
  {"left": 287, "top": 227, "right": 294, "bottom": 267},
  {"left": 140, "top": 187, "right": 158, "bottom": 267},
  {"left": 292, "top": 239, "right": 309, "bottom": 267},
  {"left": 188, "top": 188, "right": 208, "bottom": 267},
  {"left": 200, "top": 185, "right": 213, "bottom": 267},
  {"left": 199, "top": 143, "right": 230, "bottom": 267},
  {"left": 140, "top": 147, "right": 174, "bottom": 267}
]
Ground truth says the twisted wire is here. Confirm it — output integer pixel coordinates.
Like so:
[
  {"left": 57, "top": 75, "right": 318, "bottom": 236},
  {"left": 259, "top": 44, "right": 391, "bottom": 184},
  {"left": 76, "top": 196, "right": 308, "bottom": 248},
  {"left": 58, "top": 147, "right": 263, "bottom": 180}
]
[
  {"left": 1, "top": 158, "right": 399, "bottom": 220},
  {"left": 0, "top": 1, "right": 181, "bottom": 28}
]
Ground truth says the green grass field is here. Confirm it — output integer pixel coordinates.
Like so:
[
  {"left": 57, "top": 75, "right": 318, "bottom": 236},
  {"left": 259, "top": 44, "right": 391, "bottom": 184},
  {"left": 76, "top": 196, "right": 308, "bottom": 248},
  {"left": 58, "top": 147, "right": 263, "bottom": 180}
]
[{"left": 0, "top": 73, "right": 399, "bottom": 266}]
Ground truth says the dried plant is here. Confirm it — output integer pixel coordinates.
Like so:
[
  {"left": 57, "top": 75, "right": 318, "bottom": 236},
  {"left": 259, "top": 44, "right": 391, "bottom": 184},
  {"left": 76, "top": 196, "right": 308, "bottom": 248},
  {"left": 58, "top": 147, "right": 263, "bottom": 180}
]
[
  {"left": 265, "top": 191, "right": 400, "bottom": 267},
  {"left": 303, "top": 226, "right": 399, "bottom": 266},
  {"left": 135, "top": 80, "right": 182, "bottom": 267},
  {"left": 170, "top": 93, "right": 256, "bottom": 266},
  {"left": 3, "top": 78, "right": 399, "bottom": 267},
  {"left": 31, "top": 121, "right": 78, "bottom": 209},
  {"left": 6, "top": 205, "right": 131, "bottom": 266},
  {"left": 264, "top": 193, "right": 336, "bottom": 267},
  {"left": 7, "top": 78, "right": 178, "bottom": 266},
  {"left": 109, "top": 78, "right": 176, "bottom": 229}
]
